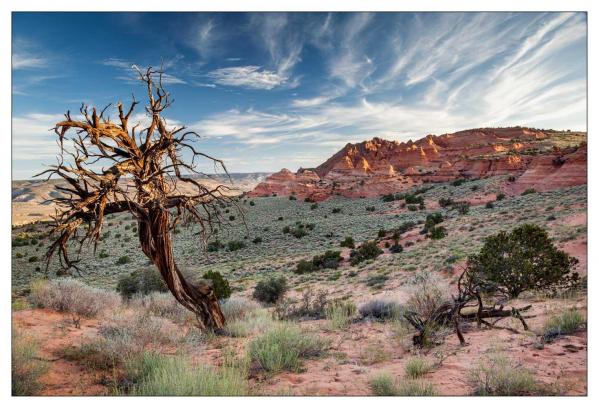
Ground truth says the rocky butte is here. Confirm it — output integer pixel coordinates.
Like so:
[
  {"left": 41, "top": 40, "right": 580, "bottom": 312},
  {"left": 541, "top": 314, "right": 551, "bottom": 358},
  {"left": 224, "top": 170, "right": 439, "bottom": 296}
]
[{"left": 248, "top": 127, "right": 587, "bottom": 201}]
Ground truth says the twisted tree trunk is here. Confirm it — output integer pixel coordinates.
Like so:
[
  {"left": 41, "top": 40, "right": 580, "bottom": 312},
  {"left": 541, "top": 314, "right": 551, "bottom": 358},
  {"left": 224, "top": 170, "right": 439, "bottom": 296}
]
[{"left": 138, "top": 207, "right": 225, "bottom": 330}]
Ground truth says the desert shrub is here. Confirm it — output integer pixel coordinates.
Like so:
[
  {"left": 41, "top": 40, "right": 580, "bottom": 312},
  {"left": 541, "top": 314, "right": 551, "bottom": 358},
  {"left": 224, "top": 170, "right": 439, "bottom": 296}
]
[
  {"left": 340, "top": 236, "right": 355, "bottom": 248},
  {"left": 252, "top": 236, "right": 262, "bottom": 244},
  {"left": 389, "top": 241, "right": 403, "bottom": 253},
  {"left": 229, "top": 215, "right": 236, "bottom": 221},
  {"left": 366, "top": 206, "right": 376, "bottom": 212},
  {"left": 365, "top": 273, "right": 389, "bottom": 288},
  {"left": 405, "top": 356, "right": 432, "bottom": 378},
  {"left": 122, "top": 351, "right": 248, "bottom": 396},
  {"left": 485, "top": 201, "right": 494, "bottom": 209},
  {"left": 249, "top": 323, "right": 329, "bottom": 373},
  {"left": 404, "top": 193, "right": 424, "bottom": 205},
  {"left": 378, "top": 228, "right": 386, "bottom": 238},
  {"left": 28, "top": 256, "right": 38, "bottom": 263},
  {"left": 288, "top": 195, "right": 297, "bottom": 201},
  {"left": 312, "top": 250, "right": 342, "bottom": 270},
  {"left": 369, "top": 373, "right": 397, "bottom": 396},
  {"left": 407, "top": 204, "right": 418, "bottom": 211},
  {"left": 291, "top": 228, "right": 308, "bottom": 239},
  {"left": 131, "top": 292, "right": 192, "bottom": 323},
  {"left": 453, "top": 202, "right": 470, "bottom": 215},
  {"left": 295, "top": 259, "right": 316, "bottom": 274},
  {"left": 116, "top": 268, "right": 168, "bottom": 299},
  {"left": 310, "top": 203, "right": 318, "bottom": 210},
  {"left": 99, "top": 249, "right": 109, "bottom": 258},
  {"left": 395, "top": 380, "right": 437, "bottom": 396},
  {"left": 88, "top": 311, "right": 181, "bottom": 367},
  {"left": 407, "top": 275, "right": 450, "bottom": 321},
  {"left": 295, "top": 250, "right": 341, "bottom": 274},
  {"left": 507, "top": 175, "right": 516, "bottom": 182},
  {"left": 496, "top": 192, "right": 506, "bottom": 200},
  {"left": 117, "top": 255, "right": 131, "bottom": 265},
  {"left": 543, "top": 308, "right": 586, "bottom": 340},
  {"left": 438, "top": 197, "right": 454, "bottom": 207},
  {"left": 273, "top": 289, "right": 329, "bottom": 321},
  {"left": 325, "top": 300, "right": 357, "bottom": 330},
  {"left": 331, "top": 208, "right": 341, "bottom": 214},
  {"left": 249, "top": 201, "right": 255, "bottom": 206},
  {"left": 469, "top": 354, "right": 537, "bottom": 395},
  {"left": 427, "top": 225, "right": 446, "bottom": 240},
  {"left": 252, "top": 276, "right": 287, "bottom": 304},
  {"left": 12, "top": 326, "right": 48, "bottom": 396},
  {"left": 282, "top": 226, "right": 291, "bottom": 234},
  {"left": 29, "top": 278, "right": 120, "bottom": 317},
  {"left": 452, "top": 178, "right": 466, "bottom": 186},
  {"left": 521, "top": 188, "right": 537, "bottom": 195},
  {"left": 225, "top": 308, "right": 274, "bottom": 338},
  {"left": 206, "top": 240, "right": 224, "bottom": 252},
  {"left": 227, "top": 240, "right": 245, "bottom": 251},
  {"left": 466, "top": 224, "right": 579, "bottom": 298},
  {"left": 422, "top": 212, "right": 443, "bottom": 233},
  {"left": 202, "top": 271, "right": 231, "bottom": 300},
  {"left": 220, "top": 297, "right": 260, "bottom": 322},
  {"left": 350, "top": 241, "right": 383, "bottom": 265},
  {"left": 381, "top": 193, "right": 398, "bottom": 202},
  {"left": 359, "top": 298, "right": 403, "bottom": 320}
]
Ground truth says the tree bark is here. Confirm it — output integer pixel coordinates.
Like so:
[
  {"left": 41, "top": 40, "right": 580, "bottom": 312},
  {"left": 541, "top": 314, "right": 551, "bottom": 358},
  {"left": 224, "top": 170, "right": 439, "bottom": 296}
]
[{"left": 138, "top": 207, "right": 225, "bottom": 330}]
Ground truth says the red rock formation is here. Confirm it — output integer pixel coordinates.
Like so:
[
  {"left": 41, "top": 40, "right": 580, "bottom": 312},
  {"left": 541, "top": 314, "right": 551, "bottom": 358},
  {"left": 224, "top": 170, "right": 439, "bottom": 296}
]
[{"left": 248, "top": 128, "right": 586, "bottom": 201}]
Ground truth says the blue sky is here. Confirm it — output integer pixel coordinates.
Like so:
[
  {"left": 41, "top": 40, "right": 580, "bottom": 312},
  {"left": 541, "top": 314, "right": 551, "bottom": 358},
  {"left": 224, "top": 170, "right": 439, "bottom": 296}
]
[{"left": 12, "top": 12, "right": 587, "bottom": 179}]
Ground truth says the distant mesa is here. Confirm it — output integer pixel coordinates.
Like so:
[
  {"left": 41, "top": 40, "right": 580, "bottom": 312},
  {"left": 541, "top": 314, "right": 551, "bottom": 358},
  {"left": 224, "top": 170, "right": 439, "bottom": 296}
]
[{"left": 248, "top": 127, "right": 587, "bottom": 201}]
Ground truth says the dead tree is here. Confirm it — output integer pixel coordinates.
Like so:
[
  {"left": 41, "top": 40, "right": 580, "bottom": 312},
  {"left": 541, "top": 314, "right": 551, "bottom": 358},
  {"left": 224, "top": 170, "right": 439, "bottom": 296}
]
[
  {"left": 404, "top": 269, "right": 532, "bottom": 347},
  {"left": 38, "top": 66, "right": 237, "bottom": 330}
]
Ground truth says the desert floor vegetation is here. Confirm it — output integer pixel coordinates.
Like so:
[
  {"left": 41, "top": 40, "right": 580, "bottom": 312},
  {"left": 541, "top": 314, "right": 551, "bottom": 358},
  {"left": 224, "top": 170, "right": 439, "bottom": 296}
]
[{"left": 12, "top": 176, "right": 587, "bottom": 396}]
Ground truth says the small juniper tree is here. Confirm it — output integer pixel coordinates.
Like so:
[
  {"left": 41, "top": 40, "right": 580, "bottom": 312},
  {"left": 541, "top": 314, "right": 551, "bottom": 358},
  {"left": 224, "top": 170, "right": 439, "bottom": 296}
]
[
  {"left": 39, "top": 66, "right": 239, "bottom": 330},
  {"left": 466, "top": 224, "right": 579, "bottom": 298}
]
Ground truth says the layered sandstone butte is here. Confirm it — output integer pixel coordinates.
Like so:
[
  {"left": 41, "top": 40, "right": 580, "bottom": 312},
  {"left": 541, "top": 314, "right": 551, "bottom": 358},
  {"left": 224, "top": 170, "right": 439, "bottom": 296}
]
[{"left": 248, "top": 127, "right": 587, "bottom": 201}]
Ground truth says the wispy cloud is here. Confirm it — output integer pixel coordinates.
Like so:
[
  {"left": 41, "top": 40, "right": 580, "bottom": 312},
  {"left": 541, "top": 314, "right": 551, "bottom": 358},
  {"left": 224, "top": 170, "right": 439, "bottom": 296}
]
[
  {"left": 207, "top": 66, "right": 289, "bottom": 90},
  {"left": 102, "top": 58, "right": 187, "bottom": 85}
]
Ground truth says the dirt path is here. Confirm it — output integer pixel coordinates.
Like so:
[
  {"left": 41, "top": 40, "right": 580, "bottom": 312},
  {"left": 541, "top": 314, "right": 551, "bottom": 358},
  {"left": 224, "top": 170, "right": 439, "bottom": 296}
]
[{"left": 13, "top": 309, "right": 109, "bottom": 396}]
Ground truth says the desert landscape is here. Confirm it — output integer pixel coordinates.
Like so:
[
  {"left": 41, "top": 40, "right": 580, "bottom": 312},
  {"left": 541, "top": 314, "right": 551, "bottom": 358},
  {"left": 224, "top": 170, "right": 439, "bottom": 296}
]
[
  {"left": 11, "top": 11, "right": 588, "bottom": 398},
  {"left": 12, "top": 126, "right": 587, "bottom": 396}
]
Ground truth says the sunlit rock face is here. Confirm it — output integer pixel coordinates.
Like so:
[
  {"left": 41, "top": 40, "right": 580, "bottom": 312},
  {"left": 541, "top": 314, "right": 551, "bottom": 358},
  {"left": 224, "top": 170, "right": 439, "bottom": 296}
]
[{"left": 248, "top": 127, "right": 587, "bottom": 201}]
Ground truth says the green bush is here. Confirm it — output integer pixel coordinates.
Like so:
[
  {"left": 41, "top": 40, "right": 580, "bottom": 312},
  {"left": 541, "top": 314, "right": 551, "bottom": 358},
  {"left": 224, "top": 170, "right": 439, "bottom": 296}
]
[
  {"left": 466, "top": 224, "right": 579, "bottom": 298},
  {"left": 377, "top": 228, "right": 386, "bottom": 238},
  {"left": 469, "top": 354, "right": 537, "bottom": 395},
  {"left": 252, "top": 276, "right": 288, "bottom": 304},
  {"left": 359, "top": 299, "right": 403, "bottom": 320},
  {"left": 427, "top": 225, "right": 446, "bottom": 240},
  {"left": 207, "top": 240, "right": 224, "bottom": 252},
  {"left": 438, "top": 197, "right": 454, "bottom": 207},
  {"left": 122, "top": 352, "right": 248, "bottom": 396},
  {"left": 310, "top": 203, "right": 318, "bottom": 210},
  {"left": 340, "top": 236, "right": 355, "bottom": 248},
  {"left": 405, "top": 357, "right": 432, "bottom": 378},
  {"left": 496, "top": 192, "right": 506, "bottom": 200},
  {"left": 485, "top": 201, "right": 494, "bottom": 209},
  {"left": 452, "top": 178, "right": 466, "bottom": 186},
  {"left": 116, "top": 268, "right": 168, "bottom": 299},
  {"left": 369, "top": 373, "right": 436, "bottom": 396},
  {"left": 28, "top": 256, "right": 39, "bottom": 263},
  {"left": 453, "top": 202, "right": 470, "bottom": 215},
  {"left": 423, "top": 212, "right": 443, "bottom": 232},
  {"left": 350, "top": 241, "right": 383, "bottom": 265},
  {"left": 312, "top": 250, "right": 342, "bottom": 270},
  {"left": 202, "top": 271, "right": 231, "bottom": 300},
  {"left": 404, "top": 194, "right": 424, "bottom": 205},
  {"left": 249, "top": 323, "right": 328, "bottom": 372},
  {"left": 12, "top": 326, "right": 48, "bottom": 395},
  {"left": 295, "top": 259, "right": 316, "bottom": 274},
  {"left": 325, "top": 300, "right": 357, "bottom": 330},
  {"left": 332, "top": 208, "right": 341, "bottom": 214},
  {"left": 252, "top": 237, "right": 262, "bottom": 244},
  {"left": 521, "top": 188, "right": 537, "bottom": 195},
  {"left": 543, "top": 309, "right": 585, "bottom": 340},
  {"left": 227, "top": 240, "right": 245, "bottom": 251},
  {"left": 117, "top": 255, "right": 131, "bottom": 265}
]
